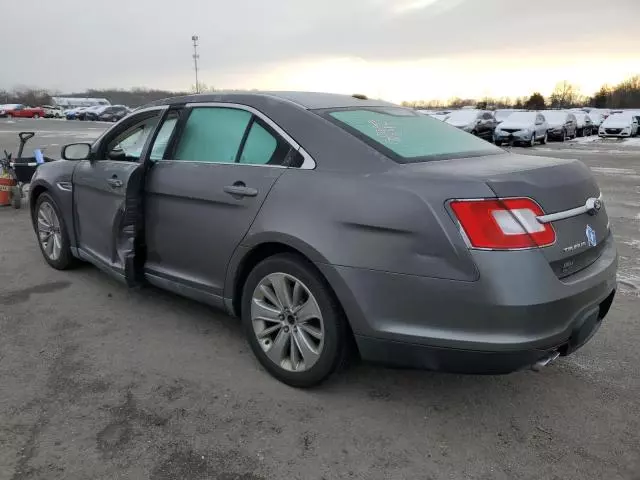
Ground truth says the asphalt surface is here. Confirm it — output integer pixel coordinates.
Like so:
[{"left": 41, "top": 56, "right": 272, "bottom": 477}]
[{"left": 1, "top": 119, "right": 639, "bottom": 480}]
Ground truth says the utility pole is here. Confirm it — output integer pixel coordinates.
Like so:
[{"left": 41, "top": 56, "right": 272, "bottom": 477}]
[{"left": 191, "top": 35, "right": 200, "bottom": 93}]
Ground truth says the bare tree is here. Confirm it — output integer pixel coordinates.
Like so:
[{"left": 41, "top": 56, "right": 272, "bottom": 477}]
[{"left": 549, "top": 81, "right": 580, "bottom": 108}]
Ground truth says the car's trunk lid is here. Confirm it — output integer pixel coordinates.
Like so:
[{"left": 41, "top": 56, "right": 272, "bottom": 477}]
[{"left": 410, "top": 152, "right": 610, "bottom": 277}]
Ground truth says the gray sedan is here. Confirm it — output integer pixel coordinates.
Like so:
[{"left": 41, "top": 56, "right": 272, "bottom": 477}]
[{"left": 29, "top": 92, "right": 617, "bottom": 387}]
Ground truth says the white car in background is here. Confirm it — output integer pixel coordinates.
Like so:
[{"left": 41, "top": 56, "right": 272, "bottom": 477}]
[
  {"left": 494, "top": 111, "right": 549, "bottom": 147},
  {"left": 42, "top": 105, "right": 65, "bottom": 118},
  {"left": 598, "top": 113, "right": 639, "bottom": 138},
  {"left": 494, "top": 109, "right": 521, "bottom": 124},
  {"left": 418, "top": 109, "right": 450, "bottom": 121}
]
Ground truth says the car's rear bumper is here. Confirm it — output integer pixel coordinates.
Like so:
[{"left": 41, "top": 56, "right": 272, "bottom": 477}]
[{"left": 318, "top": 234, "right": 617, "bottom": 373}]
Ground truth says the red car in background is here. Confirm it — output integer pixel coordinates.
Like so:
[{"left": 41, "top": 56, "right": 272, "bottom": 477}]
[{"left": 1, "top": 104, "right": 45, "bottom": 118}]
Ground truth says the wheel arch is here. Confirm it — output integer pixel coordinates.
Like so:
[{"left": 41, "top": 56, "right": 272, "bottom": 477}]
[
  {"left": 226, "top": 234, "right": 331, "bottom": 318},
  {"left": 29, "top": 182, "right": 50, "bottom": 221},
  {"left": 226, "top": 238, "right": 359, "bottom": 358}
]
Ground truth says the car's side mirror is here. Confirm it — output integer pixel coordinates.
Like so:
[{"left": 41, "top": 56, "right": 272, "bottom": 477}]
[{"left": 62, "top": 143, "right": 91, "bottom": 161}]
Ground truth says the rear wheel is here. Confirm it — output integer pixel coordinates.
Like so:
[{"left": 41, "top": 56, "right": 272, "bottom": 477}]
[
  {"left": 242, "top": 253, "right": 350, "bottom": 387},
  {"left": 34, "top": 193, "right": 76, "bottom": 270},
  {"left": 33, "top": 113, "right": 40, "bottom": 119}
]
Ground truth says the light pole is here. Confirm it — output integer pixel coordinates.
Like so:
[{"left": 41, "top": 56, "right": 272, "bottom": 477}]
[{"left": 192, "top": 35, "right": 200, "bottom": 93}]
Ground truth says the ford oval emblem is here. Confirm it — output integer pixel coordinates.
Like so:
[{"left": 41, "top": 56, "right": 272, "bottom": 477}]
[
  {"left": 586, "top": 197, "right": 602, "bottom": 216},
  {"left": 585, "top": 225, "right": 597, "bottom": 247}
]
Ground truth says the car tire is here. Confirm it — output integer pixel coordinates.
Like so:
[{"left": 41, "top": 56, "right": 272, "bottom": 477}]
[
  {"left": 577, "top": 128, "right": 583, "bottom": 137},
  {"left": 11, "top": 186, "right": 21, "bottom": 209},
  {"left": 241, "top": 253, "right": 350, "bottom": 388},
  {"left": 34, "top": 193, "right": 77, "bottom": 270},
  {"left": 495, "top": 140, "right": 502, "bottom": 146},
  {"left": 561, "top": 129, "right": 567, "bottom": 142},
  {"left": 540, "top": 133, "right": 547, "bottom": 145},
  {"left": 528, "top": 134, "right": 536, "bottom": 147},
  {"left": 33, "top": 114, "right": 40, "bottom": 119}
]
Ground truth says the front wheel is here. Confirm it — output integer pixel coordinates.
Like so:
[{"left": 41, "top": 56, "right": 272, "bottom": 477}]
[
  {"left": 33, "top": 114, "right": 40, "bottom": 119},
  {"left": 540, "top": 133, "right": 547, "bottom": 145},
  {"left": 242, "top": 253, "right": 350, "bottom": 387},
  {"left": 34, "top": 193, "right": 76, "bottom": 270}
]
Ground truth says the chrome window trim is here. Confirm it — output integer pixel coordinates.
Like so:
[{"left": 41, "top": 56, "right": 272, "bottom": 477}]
[
  {"left": 154, "top": 159, "right": 286, "bottom": 169},
  {"left": 185, "top": 102, "right": 316, "bottom": 169}
]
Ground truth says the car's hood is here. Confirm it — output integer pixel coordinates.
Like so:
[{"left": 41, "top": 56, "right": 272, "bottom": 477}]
[{"left": 498, "top": 122, "right": 532, "bottom": 130}]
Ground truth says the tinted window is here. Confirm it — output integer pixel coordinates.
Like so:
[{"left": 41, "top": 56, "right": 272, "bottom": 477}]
[
  {"left": 324, "top": 107, "right": 501, "bottom": 163},
  {"left": 175, "top": 107, "right": 251, "bottom": 163},
  {"left": 482, "top": 112, "right": 493, "bottom": 120},
  {"left": 239, "top": 121, "right": 290, "bottom": 165}
]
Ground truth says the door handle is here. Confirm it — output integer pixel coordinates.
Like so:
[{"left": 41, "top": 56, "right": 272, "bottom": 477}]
[
  {"left": 223, "top": 185, "right": 258, "bottom": 197},
  {"left": 107, "top": 178, "right": 123, "bottom": 188}
]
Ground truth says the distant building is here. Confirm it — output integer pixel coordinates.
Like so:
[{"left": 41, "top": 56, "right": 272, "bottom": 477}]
[{"left": 51, "top": 97, "right": 111, "bottom": 108}]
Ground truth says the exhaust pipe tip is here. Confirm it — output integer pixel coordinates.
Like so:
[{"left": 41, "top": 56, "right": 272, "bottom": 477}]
[{"left": 531, "top": 351, "right": 560, "bottom": 372}]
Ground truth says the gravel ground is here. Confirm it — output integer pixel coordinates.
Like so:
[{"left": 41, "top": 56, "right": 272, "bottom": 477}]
[{"left": 1, "top": 119, "right": 639, "bottom": 480}]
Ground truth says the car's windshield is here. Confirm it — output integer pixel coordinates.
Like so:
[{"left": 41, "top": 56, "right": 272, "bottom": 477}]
[
  {"left": 445, "top": 110, "right": 479, "bottom": 123},
  {"left": 603, "top": 113, "right": 633, "bottom": 125},
  {"left": 322, "top": 106, "right": 501, "bottom": 163},
  {"left": 543, "top": 111, "right": 567, "bottom": 123},
  {"left": 503, "top": 112, "right": 536, "bottom": 123},
  {"left": 495, "top": 110, "right": 516, "bottom": 121}
]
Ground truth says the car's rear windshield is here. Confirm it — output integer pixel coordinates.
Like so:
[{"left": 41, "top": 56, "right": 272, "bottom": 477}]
[
  {"left": 543, "top": 111, "right": 567, "bottom": 123},
  {"left": 445, "top": 110, "right": 479, "bottom": 123},
  {"left": 319, "top": 106, "right": 501, "bottom": 163}
]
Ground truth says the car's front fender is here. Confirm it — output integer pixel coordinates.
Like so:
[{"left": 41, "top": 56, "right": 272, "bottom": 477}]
[{"left": 29, "top": 160, "right": 78, "bottom": 247}]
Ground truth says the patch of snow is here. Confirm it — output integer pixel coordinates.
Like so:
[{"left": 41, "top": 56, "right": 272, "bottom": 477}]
[
  {"left": 590, "top": 167, "right": 638, "bottom": 176},
  {"left": 621, "top": 239, "right": 640, "bottom": 250}
]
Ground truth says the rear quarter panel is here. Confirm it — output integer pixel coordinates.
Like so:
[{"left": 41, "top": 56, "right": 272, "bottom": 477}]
[{"left": 241, "top": 168, "right": 490, "bottom": 282}]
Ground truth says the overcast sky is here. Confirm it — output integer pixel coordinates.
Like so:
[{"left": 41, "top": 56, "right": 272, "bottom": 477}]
[{"left": 1, "top": 0, "right": 638, "bottom": 101}]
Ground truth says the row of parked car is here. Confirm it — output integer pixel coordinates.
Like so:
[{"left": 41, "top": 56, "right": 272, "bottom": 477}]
[
  {"left": 0, "top": 103, "right": 132, "bottom": 122},
  {"left": 418, "top": 107, "right": 640, "bottom": 146},
  {"left": 64, "top": 105, "right": 132, "bottom": 122}
]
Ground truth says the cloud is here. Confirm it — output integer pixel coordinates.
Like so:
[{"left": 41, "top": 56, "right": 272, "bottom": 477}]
[
  {"left": 391, "top": 0, "right": 466, "bottom": 15},
  {"left": 0, "top": 0, "right": 637, "bottom": 98}
]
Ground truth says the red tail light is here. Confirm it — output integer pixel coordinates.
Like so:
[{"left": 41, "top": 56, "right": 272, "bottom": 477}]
[{"left": 450, "top": 198, "right": 556, "bottom": 250}]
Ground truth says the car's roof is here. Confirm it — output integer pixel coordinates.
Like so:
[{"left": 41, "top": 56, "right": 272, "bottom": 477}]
[{"left": 147, "top": 91, "right": 394, "bottom": 110}]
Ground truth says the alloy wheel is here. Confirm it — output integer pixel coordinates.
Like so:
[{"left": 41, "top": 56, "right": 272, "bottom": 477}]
[
  {"left": 251, "top": 272, "right": 325, "bottom": 372},
  {"left": 37, "top": 201, "right": 62, "bottom": 261}
]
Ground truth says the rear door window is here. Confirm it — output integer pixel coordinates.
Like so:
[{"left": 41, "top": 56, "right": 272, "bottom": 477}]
[
  {"left": 175, "top": 107, "right": 252, "bottom": 163},
  {"left": 239, "top": 120, "right": 291, "bottom": 166},
  {"left": 322, "top": 107, "right": 501, "bottom": 163}
]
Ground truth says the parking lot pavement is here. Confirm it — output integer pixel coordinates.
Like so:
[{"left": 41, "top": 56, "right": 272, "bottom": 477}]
[{"left": 1, "top": 119, "right": 639, "bottom": 480}]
